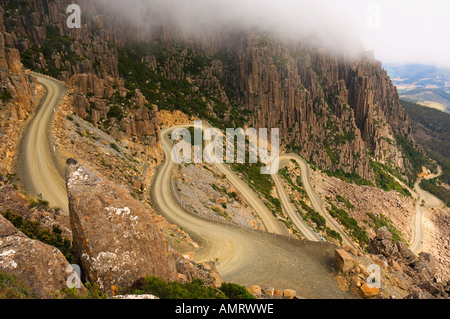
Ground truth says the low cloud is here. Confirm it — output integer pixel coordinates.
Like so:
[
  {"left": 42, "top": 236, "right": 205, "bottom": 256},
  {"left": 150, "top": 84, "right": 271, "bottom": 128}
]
[{"left": 95, "top": 0, "right": 450, "bottom": 67}]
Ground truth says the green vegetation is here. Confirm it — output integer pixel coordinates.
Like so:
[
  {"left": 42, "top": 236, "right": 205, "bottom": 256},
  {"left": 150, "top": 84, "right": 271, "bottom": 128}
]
[
  {"left": 325, "top": 169, "right": 373, "bottom": 186},
  {"left": 420, "top": 178, "right": 450, "bottom": 207},
  {"left": 370, "top": 161, "right": 411, "bottom": 197},
  {"left": 110, "top": 143, "right": 121, "bottom": 153},
  {"left": 402, "top": 100, "right": 450, "bottom": 203},
  {"left": 0, "top": 273, "right": 35, "bottom": 299},
  {"left": 27, "top": 196, "right": 50, "bottom": 210},
  {"left": 272, "top": 55, "right": 289, "bottom": 69},
  {"left": 232, "top": 161, "right": 281, "bottom": 216},
  {"left": 216, "top": 283, "right": 255, "bottom": 299},
  {"left": 326, "top": 228, "right": 343, "bottom": 242},
  {"left": 395, "top": 133, "right": 432, "bottom": 185},
  {"left": 0, "top": 88, "right": 12, "bottom": 103},
  {"left": 279, "top": 166, "right": 306, "bottom": 196},
  {"left": 366, "top": 212, "right": 406, "bottom": 244},
  {"left": 211, "top": 206, "right": 230, "bottom": 220},
  {"left": 53, "top": 282, "right": 107, "bottom": 299},
  {"left": 118, "top": 43, "right": 222, "bottom": 125},
  {"left": 117, "top": 42, "right": 249, "bottom": 130},
  {"left": 296, "top": 199, "right": 326, "bottom": 230},
  {"left": 129, "top": 276, "right": 254, "bottom": 299},
  {"left": 1, "top": 211, "right": 75, "bottom": 264},
  {"left": 106, "top": 105, "right": 124, "bottom": 121},
  {"left": 328, "top": 204, "right": 369, "bottom": 246},
  {"left": 324, "top": 145, "right": 339, "bottom": 164},
  {"left": 336, "top": 195, "right": 355, "bottom": 210}
]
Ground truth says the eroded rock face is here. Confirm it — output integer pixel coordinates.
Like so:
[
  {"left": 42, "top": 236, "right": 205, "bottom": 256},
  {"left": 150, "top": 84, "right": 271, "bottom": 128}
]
[
  {"left": 174, "top": 253, "right": 222, "bottom": 288},
  {"left": 0, "top": 214, "right": 85, "bottom": 298},
  {"left": 65, "top": 159, "right": 178, "bottom": 294},
  {"left": 367, "top": 226, "right": 397, "bottom": 257}
]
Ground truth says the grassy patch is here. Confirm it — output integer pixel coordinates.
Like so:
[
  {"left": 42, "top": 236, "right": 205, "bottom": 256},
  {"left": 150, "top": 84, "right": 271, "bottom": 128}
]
[
  {"left": 1, "top": 211, "right": 75, "bottom": 264},
  {"left": 328, "top": 204, "right": 369, "bottom": 246},
  {"left": 370, "top": 161, "right": 412, "bottom": 197},
  {"left": 336, "top": 195, "right": 355, "bottom": 210},
  {"left": 395, "top": 133, "right": 432, "bottom": 185},
  {"left": 129, "top": 276, "right": 254, "bottom": 299},
  {"left": 0, "top": 272, "right": 37, "bottom": 299},
  {"left": 325, "top": 169, "right": 373, "bottom": 186},
  {"left": 232, "top": 162, "right": 282, "bottom": 216},
  {"left": 0, "top": 273, "right": 35, "bottom": 299},
  {"left": 366, "top": 212, "right": 406, "bottom": 244},
  {"left": 420, "top": 178, "right": 450, "bottom": 207}
]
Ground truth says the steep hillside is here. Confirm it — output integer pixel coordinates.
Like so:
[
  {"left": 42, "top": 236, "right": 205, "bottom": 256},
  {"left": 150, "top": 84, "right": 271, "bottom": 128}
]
[
  {"left": 400, "top": 88, "right": 450, "bottom": 113},
  {"left": 401, "top": 100, "right": 450, "bottom": 206},
  {"left": 0, "top": 30, "right": 38, "bottom": 178},
  {"left": 0, "top": 0, "right": 430, "bottom": 188}
]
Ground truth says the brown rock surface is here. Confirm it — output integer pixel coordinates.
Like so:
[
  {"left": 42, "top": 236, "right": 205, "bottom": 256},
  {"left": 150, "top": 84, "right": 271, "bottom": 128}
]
[
  {"left": 174, "top": 253, "right": 222, "bottom": 288},
  {"left": 283, "top": 289, "right": 297, "bottom": 299},
  {"left": 65, "top": 159, "right": 178, "bottom": 294},
  {"left": 360, "top": 282, "right": 379, "bottom": 299},
  {"left": 247, "top": 285, "right": 262, "bottom": 296},
  {"left": 0, "top": 214, "right": 85, "bottom": 298},
  {"left": 335, "top": 248, "right": 355, "bottom": 274}
]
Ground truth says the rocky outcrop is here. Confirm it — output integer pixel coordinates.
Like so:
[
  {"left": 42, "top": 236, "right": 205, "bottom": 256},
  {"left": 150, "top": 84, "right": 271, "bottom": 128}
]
[
  {"left": 0, "top": 33, "right": 36, "bottom": 111},
  {"left": 368, "top": 227, "right": 449, "bottom": 299},
  {"left": 0, "top": 214, "right": 85, "bottom": 298},
  {"left": 335, "top": 248, "right": 355, "bottom": 274},
  {"left": 0, "top": 185, "right": 72, "bottom": 238},
  {"left": 0, "top": 30, "right": 37, "bottom": 176},
  {"left": 65, "top": 158, "right": 178, "bottom": 294},
  {"left": 368, "top": 226, "right": 397, "bottom": 257},
  {"left": 174, "top": 253, "right": 222, "bottom": 288}
]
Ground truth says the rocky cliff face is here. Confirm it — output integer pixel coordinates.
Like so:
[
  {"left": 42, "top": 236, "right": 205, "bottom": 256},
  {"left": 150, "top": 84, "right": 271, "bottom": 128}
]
[
  {"left": 0, "top": 0, "right": 420, "bottom": 183},
  {"left": 0, "top": 27, "right": 37, "bottom": 177},
  {"left": 118, "top": 28, "right": 415, "bottom": 182},
  {"left": 0, "top": 0, "right": 162, "bottom": 161}
]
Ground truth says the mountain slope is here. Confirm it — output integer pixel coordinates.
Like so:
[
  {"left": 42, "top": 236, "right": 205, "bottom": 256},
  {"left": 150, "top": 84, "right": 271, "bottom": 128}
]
[
  {"left": 400, "top": 88, "right": 450, "bottom": 113},
  {"left": 0, "top": 0, "right": 428, "bottom": 188},
  {"left": 401, "top": 99, "right": 450, "bottom": 206}
]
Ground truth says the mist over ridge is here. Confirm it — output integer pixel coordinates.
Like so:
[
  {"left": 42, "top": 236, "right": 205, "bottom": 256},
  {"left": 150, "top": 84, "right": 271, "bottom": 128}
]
[{"left": 94, "top": 0, "right": 365, "bottom": 58}]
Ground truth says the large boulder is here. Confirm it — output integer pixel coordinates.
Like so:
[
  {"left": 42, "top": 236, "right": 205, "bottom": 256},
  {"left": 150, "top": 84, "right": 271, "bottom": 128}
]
[
  {"left": 367, "top": 226, "right": 397, "bottom": 257},
  {"left": 0, "top": 215, "right": 85, "bottom": 298},
  {"left": 335, "top": 248, "right": 355, "bottom": 273},
  {"left": 396, "top": 241, "right": 418, "bottom": 265},
  {"left": 65, "top": 159, "right": 178, "bottom": 294}
]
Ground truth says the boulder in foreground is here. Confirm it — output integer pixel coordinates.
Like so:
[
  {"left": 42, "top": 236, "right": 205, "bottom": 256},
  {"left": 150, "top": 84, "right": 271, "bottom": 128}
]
[{"left": 65, "top": 159, "right": 178, "bottom": 294}]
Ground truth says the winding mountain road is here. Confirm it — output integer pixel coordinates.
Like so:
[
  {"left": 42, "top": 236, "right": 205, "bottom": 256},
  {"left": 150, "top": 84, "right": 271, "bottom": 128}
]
[
  {"left": 17, "top": 73, "right": 68, "bottom": 212},
  {"left": 275, "top": 154, "right": 356, "bottom": 248},
  {"left": 151, "top": 126, "right": 354, "bottom": 298},
  {"left": 410, "top": 167, "right": 444, "bottom": 253},
  {"left": 17, "top": 75, "right": 355, "bottom": 297}
]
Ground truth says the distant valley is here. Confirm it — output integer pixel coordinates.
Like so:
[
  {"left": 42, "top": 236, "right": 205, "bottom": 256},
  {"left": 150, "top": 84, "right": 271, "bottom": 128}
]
[{"left": 385, "top": 64, "right": 450, "bottom": 113}]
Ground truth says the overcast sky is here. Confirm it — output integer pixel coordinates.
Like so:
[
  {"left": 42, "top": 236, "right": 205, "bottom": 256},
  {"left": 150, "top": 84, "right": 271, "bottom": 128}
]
[
  {"left": 103, "top": 0, "right": 450, "bottom": 68},
  {"left": 332, "top": 0, "right": 450, "bottom": 68}
]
